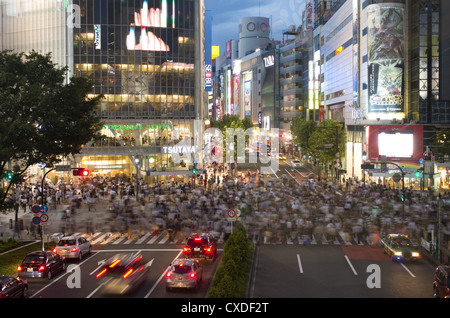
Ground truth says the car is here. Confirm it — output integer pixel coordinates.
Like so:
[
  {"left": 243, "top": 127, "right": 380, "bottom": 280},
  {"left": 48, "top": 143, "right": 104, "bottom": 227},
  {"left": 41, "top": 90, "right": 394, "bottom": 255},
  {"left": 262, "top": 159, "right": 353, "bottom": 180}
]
[
  {"left": 291, "top": 160, "right": 302, "bottom": 167},
  {"left": 166, "top": 258, "right": 203, "bottom": 291},
  {"left": 381, "top": 234, "right": 420, "bottom": 262},
  {"left": 53, "top": 235, "right": 91, "bottom": 261},
  {"left": 0, "top": 276, "right": 28, "bottom": 298},
  {"left": 433, "top": 265, "right": 450, "bottom": 298},
  {"left": 182, "top": 233, "right": 217, "bottom": 260},
  {"left": 17, "top": 251, "right": 66, "bottom": 280},
  {"left": 279, "top": 153, "right": 287, "bottom": 160},
  {"left": 95, "top": 252, "right": 149, "bottom": 295}
]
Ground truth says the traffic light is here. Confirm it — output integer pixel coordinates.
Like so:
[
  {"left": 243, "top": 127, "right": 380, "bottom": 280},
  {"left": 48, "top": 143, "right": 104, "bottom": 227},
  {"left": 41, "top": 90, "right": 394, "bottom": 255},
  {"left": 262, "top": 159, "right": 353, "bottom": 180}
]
[
  {"left": 6, "top": 171, "right": 13, "bottom": 180},
  {"left": 192, "top": 167, "right": 197, "bottom": 175},
  {"left": 415, "top": 170, "right": 421, "bottom": 178},
  {"left": 73, "top": 168, "right": 90, "bottom": 177}
]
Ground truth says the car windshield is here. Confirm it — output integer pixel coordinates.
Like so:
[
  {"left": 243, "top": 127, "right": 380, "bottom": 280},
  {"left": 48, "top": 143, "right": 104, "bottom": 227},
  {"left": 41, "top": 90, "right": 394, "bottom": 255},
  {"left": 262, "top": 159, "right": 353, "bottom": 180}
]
[
  {"left": 173, "top": 265, "right": 192, "bottom": 274},
  {"left": 57, "top": 239, "right": 76, "bottom": 246},
  {"left": 392, "top": 238, "right": 412, "bottom": 247},
  {"left": 23, "top": 255, "right": 44, "bottom": 263}
]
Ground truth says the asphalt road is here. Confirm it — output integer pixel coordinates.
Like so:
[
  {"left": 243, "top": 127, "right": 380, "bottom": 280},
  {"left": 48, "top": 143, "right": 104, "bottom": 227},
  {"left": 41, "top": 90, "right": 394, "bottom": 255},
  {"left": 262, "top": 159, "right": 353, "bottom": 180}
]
[
  {"left": 25, "top": 244, "right": 221, "bottom": 299},
  {"left": 250, "top": 244, "right": 435, "bottom": 298}
]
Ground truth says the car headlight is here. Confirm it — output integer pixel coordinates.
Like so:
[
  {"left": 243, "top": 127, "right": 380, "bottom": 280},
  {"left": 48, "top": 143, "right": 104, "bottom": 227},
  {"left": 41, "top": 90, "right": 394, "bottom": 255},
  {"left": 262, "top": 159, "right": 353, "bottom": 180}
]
[
  {"left": 394, "top": 251, "right": 402, "bottom": 256},
  {"left": 412, "top": 252, "right": 420, "bottom": 257}
]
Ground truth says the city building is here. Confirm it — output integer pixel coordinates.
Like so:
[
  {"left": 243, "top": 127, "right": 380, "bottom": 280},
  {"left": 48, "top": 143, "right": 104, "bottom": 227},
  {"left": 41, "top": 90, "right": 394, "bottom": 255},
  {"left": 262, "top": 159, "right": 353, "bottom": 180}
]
[{"left": 0, "top": 0, "right": 206, "bottom": 184}]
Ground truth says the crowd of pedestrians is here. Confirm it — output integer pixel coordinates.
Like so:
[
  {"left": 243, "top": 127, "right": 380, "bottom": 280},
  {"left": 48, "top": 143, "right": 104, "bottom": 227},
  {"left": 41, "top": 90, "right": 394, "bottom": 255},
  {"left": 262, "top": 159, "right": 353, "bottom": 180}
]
[{"left": 3, "top": 163, "right": 450, "bottom": 249}]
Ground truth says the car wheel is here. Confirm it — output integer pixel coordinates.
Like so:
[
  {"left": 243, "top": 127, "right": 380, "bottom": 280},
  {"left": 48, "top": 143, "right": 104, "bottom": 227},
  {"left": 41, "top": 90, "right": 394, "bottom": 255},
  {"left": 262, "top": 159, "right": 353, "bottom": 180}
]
[
  {"left": 433, "top": 286, "right": 438, "bottom": 298},
  {"left": 78, "top": 252, "right": 83, "bottom": 261},
  {"left": 22, "top": 286, "right": 28, "bottom": 298},
  {"left": 47, "top": 270, "right": 52, "bottom": 280},
  {"left": 62, "top": 262, "right": 66, "bottom": 272},
  {"left": 88, "top": 246, "right": 92, "bottom": 255}
]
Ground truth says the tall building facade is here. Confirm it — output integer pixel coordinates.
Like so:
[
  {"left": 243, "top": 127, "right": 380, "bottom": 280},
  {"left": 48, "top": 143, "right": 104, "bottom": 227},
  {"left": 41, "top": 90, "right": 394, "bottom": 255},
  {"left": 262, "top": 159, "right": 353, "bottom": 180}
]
[{"left": 1, "top": 0, "right": 206, "bottom": 183}]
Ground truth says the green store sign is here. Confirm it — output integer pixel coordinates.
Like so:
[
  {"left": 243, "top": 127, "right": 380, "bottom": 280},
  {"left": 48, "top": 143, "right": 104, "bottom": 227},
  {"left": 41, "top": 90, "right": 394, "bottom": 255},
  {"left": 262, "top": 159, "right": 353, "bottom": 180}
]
[{"left": 103, "top": 124, "right": 170, "bottom": 130}]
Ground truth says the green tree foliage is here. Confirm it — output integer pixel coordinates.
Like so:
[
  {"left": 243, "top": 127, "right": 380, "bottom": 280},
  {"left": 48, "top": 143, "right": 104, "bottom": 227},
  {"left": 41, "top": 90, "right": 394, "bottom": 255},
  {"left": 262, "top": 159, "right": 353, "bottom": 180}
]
[
  {"left": 309, "top": 119, "right": 346, "bottom": 164},
  {"left": 0, "top": 50, "right": 102, "bottom": 206},
  {"left": 290, "top": 116, "right": 317, "bottom": 155},
  {"left": 210, "top": 115, "right": 254, "bottom": 162},
  {"left": 208, "top": 223, "right": 253, "bottom": 298}
]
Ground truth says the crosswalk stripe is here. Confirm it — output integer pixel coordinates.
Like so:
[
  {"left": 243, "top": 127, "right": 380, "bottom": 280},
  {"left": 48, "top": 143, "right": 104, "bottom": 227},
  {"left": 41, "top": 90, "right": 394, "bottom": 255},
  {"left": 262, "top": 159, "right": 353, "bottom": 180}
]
[
  {"left": 136, "top": 232, "right": 151, "bottom": 244},
  {"left": 158, "top": 232, "right": 169, "bottom": 244},
  {"left": 112, "top": 234, "right": 128, "bottom": 245},
  {"left": 91, "top": 232, "right": 110, "bottom": 244}
]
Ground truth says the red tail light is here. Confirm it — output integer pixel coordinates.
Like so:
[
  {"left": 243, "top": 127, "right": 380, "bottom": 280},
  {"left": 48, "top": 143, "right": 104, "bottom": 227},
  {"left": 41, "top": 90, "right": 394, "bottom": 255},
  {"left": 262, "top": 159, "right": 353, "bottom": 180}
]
[
  {"left": 71, "top": 247, "right": 77, "bottom": 253},
  {"left": 194, "top": 237, "right": 201, "bottom": 241},
  {"left": 52, "top": 248, "right": 56, "bottom": 253},
  {"left": 109, "top": 259, "right": 121, "bottom": 268},
  {"left": 190, "top": 272, "right": 195, "bottom": 279},
  {"left": 38, "top": 265, "right": 46, "bottom": 272},
  {"left": 166, "top": 271, "right": 172, "bottom": 278},
  {"left": 17, "top": 266, "right": 22, "bottom": 271},
  {"left": 183, "top": 247, "right": 190, "bottom": 252},
  {"left": 96, "top": 268, "right": 107, "bottom": 279},
  {"left": 204, "top": 246, "right": 212, "bottom": 253},
  {"left": 123, "top": 268, "right": 133, "bottom": 279}
]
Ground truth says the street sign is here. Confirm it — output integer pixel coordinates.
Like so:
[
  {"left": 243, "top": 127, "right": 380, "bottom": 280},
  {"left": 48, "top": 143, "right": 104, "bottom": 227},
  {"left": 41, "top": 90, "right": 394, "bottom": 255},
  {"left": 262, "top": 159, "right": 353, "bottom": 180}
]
[
  {"left": 40, "top": 205, "right": 48, "bottom": 213},
  {"left": 55, "top": 165, "right": 71, "bottom": 171},
  {"left": 32, "top": 216, "right": 41, "bottom": 225},
  {"left": 31, "top": 205, "right": 41, "bottom": 213},
  {"left": 392, "top": 173, "right": 402, "bottom": 183},
  {"left": 40, "top": 214, "right": 49, "bottom": 223},
  {"left": 227, "top": 209, "right": 236, "bottom": 220},
  {"left": 361, "top": 163, "right": 375, "bottom": 169}
]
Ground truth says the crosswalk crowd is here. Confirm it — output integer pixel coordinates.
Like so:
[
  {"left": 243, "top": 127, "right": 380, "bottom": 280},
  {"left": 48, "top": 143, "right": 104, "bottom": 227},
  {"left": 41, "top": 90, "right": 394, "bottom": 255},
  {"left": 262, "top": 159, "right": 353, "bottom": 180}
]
[{"left": 4, "top": 164, "right": 450, "bottom": 247}]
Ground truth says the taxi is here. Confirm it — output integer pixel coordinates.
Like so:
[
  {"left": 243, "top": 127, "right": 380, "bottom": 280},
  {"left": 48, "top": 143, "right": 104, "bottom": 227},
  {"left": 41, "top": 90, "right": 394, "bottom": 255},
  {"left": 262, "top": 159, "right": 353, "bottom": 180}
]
[{"left": 381, "top": 234, "right": 420, "bottom": 262}]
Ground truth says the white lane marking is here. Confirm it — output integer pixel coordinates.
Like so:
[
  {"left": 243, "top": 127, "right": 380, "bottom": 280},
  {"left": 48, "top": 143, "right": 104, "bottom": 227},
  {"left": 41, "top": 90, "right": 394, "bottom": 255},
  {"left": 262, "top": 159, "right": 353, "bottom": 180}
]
[
  {"left": 345, "top": 255, "right": 358, "bottom": 275},
  {"left": 296, "top": 254, "right": 303, "bottom": 274},
  {"left": 400, "top": 263, "right": 416, "bottom": 278},
  {"left": 144, "top": 249, "right": 183, "bottom": 298}
]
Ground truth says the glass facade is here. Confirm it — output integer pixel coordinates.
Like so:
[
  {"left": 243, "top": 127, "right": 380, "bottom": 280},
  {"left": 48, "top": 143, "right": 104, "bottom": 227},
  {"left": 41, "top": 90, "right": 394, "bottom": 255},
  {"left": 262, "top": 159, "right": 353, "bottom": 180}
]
[
  {"left": 73, "top": 0, "right": 202, "bottom": 181},
  {"left": 1, "top": 0, "right": 204, "bottom": 182}
]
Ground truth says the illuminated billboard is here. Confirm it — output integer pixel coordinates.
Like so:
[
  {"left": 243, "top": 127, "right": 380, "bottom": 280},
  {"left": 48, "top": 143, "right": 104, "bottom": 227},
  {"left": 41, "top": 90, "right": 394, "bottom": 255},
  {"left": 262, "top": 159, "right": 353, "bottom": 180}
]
[
  {"left": 126, "top": 0, "right": 175, "bottom": 52},
  {"left": 367, "top": 4, "right": 405, "bottom": 114},
  {"left": 368, "top": 125, "right": 423, "bottom": 163}
]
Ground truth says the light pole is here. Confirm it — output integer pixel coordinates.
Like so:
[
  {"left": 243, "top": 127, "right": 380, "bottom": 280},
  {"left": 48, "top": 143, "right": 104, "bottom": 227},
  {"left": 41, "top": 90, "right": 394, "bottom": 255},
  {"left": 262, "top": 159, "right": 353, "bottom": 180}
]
[
  {"left": 134, "top": 156, "right": 141, "bottom": 201},
  {"left": 362, "top": 151, "right": 367, "bottom": 187}
]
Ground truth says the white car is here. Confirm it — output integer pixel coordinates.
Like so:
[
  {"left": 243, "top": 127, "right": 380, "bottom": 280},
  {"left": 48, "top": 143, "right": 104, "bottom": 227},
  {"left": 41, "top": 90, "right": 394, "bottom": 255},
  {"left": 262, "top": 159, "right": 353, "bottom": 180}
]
[
  {"left": 53, "top": 236, "right": 91, "bottom": 261},
  {"left": 291, "top": 160, "right": 302, "bottom": 167}
]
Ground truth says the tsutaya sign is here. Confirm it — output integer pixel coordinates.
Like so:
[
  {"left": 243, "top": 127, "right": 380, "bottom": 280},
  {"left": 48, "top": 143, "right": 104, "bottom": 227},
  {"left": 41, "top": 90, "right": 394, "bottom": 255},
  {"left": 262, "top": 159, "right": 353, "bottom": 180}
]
[
  {"left": 162, "top": 146, "right": 196, "bottom": 154},
  {"left": 103, "top": 124, "right": 170, "bottom": 130}
]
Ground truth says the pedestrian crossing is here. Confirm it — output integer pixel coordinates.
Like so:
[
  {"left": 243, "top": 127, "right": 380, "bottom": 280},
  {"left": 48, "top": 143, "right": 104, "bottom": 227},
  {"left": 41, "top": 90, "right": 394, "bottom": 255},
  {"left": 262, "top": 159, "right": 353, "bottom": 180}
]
[
  {"left": 52, "top": 230, "right": 373, "bottom": 247},
  {"left": 57, "top": 230, "right": 191, "bottom": 246}
]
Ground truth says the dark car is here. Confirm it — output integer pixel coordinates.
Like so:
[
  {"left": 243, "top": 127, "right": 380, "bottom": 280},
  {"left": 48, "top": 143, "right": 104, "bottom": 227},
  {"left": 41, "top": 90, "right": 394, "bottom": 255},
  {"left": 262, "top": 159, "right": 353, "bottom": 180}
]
[
  {"left": 433, "top": 265, "right": 450, "bottom": 298},
  {"left": 182, "top": 233, "right": 217, "bottom": 260},
  {"left": 95, "top": 252, "right": 149, "bottom": 295},
  {"left": 166, "top": 258, "right": 203, "bottom": 291},
  {"left": 17, "top": 251, "right": 66, "bottom": 280},
  {"left": 0, "top": 276, "right": 28, "bottom": 298}
]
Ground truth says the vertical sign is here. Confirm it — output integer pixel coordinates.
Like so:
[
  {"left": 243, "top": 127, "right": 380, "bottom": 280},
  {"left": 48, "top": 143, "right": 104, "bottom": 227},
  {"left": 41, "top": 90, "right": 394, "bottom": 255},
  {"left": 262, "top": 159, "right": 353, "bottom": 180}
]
[
  {"left": 204, "top": 10, "right": 212, "bottom": 92},
  {"left": 94, "top": 24, "right": 101, "bottom": 49},
  {"left": 367, "top": 4, "right": 405, "bottom": 115},
  {"left": 352, "top": 0, "right": 359, "bottom": 106}
]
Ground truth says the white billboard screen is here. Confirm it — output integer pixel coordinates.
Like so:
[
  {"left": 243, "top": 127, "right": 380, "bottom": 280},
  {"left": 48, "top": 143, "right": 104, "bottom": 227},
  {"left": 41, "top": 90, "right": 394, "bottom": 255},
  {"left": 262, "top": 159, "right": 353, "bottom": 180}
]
[{"left": 378, "top": 132, "right": 413, "bottom": 158}]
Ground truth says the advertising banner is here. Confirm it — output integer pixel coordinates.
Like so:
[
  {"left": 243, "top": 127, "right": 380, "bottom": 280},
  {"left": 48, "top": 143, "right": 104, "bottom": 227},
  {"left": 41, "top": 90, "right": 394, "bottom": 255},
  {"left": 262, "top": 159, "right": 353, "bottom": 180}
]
[{"left": 367, "top": 4, "right": 405, "bottom": 114}]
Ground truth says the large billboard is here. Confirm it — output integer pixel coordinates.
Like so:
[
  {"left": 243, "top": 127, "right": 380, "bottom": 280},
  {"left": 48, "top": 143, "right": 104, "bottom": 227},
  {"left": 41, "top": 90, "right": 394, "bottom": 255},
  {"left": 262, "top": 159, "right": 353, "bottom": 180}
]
[
  {"left": 126, "top": 0, "right": 176, "bottom": 52},
  {"left": 367, "top": 4, "right": 405, "bottom": 115},
  {"left": 367, "top": 125, "right": 423, "bottom": 165}
]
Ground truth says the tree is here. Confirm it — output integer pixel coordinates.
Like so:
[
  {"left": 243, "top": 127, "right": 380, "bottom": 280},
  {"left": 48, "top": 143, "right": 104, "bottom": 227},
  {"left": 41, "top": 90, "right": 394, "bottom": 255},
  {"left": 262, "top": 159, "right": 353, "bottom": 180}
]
[
  {"left": 290, "top": 116, "right": 317, "bottom": 156},
  {"left": 0, "top": 50, "right": 102, "bottom": 207},
  {"left": 309, "top": 119, "right": 346, "bottom": 177}
]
